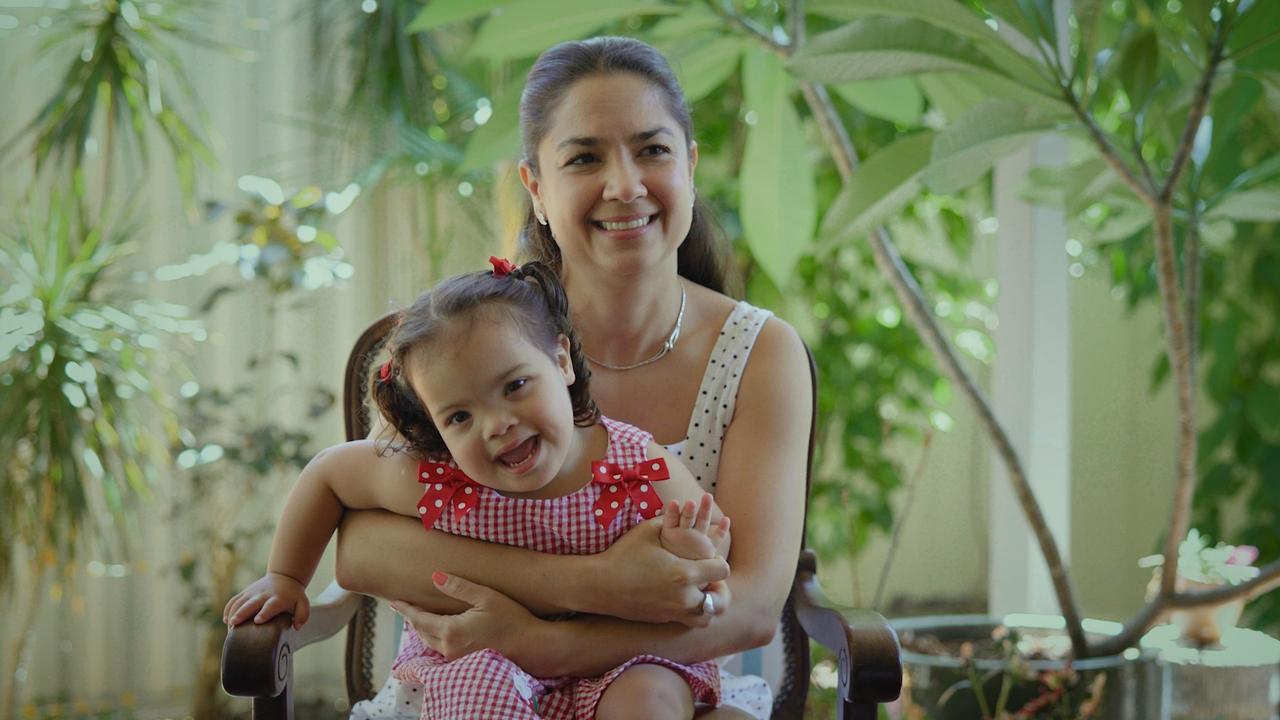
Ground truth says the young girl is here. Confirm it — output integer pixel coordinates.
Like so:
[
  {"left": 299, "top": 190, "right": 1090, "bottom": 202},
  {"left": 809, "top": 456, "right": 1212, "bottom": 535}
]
[{"left": 223, "top": 258, "right": 731, "bottom": 720}]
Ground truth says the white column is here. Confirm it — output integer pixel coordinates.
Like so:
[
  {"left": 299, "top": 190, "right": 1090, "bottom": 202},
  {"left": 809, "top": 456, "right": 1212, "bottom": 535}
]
[{"left": 988, "top": 133, "right": 1072, "bottom": 617}]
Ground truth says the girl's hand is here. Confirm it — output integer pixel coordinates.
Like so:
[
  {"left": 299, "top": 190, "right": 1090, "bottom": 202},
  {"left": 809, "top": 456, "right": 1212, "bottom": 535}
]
[
  {"left": 589, "top": 517, "right": 730, "bottom": 627},
  {"left": 391, "top": 572, "right": 544, "bottom": 665},
  {"left": 224, "top": 572, "right": 310, "bottom": 630},
  {"left": 659, "top": 494, "right": 731, "bottom": 561}
]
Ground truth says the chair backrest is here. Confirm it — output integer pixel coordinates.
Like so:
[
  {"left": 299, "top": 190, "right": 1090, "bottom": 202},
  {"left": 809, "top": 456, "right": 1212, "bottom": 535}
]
[{"left": 337, "top": 312, "right": 820, "bottom": 719}]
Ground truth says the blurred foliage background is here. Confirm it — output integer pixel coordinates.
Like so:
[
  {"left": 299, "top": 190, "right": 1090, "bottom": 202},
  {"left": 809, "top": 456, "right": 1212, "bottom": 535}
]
[{"left": 1, "top": 0, "right": 1277, "bottom": 717}]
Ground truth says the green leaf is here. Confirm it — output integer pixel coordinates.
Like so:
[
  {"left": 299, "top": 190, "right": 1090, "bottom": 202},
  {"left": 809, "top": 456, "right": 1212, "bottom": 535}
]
[
  {"left": 1072, "top": 0, "right": 1106, "bottom": 81},
  {"left": 917, "top": 73, "right": 989, "bottom": 121},
  {"left": 834, "top": 77, "right": 924, "bottom": 125},
  {"left": 1117, "top": 30, "right": 1159, "bottom": 109},
  {"left": 789, "top": 17, "right": 1011, "bottom": 85},
  {"left": 923, "top": 98, "right": 1062, "bottom": 193},
  {"left": 461, "top": 94, "right": 522, "bottom": 172},
  {"left": 807, "top": 0, "right": 1001, "bottom": 44},
  {"left": 740, "top": 51, "right": 815, "bottom": 287},
  {"left": 1246, "top": 381, "right": 1280, "bottom": 441},
  {"left": 648, "top": 4, "right": 724, "bottom": 39},
  {"left": 667, "top": 36, "right": 746, "bottom": 103},
  {"left": 407, "top": 0, "right": 507, "bottom": 32},
  {"left": 1018, "top": 0, "right": 1058, "bottom": 49},
  {"left": 1205, "top": 187, "right": 1280, "bottom": 222},
  {"left": 819, "top": 131, "right": 935, "bottom": 245},
  {"left": 977, "top": 0, "right": 1039, "bottom": 44},
  {"left": 469, "top": 0, "right": 678, "bottom": 61}
]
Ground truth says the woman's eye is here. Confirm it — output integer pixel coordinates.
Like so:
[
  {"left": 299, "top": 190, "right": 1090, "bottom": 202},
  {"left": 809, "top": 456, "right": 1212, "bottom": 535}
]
[
  {"left": 566, "top": 153, "right": 597, "bottom": 166},
  {"left": 446, "top": 411, "right": 470, "bottom": 426},
  {"left": 641, "top": 144, "right": 672, "bottom": 157},
  {"left": 505, "top": 378, "right": 528, "bottom": 395}
]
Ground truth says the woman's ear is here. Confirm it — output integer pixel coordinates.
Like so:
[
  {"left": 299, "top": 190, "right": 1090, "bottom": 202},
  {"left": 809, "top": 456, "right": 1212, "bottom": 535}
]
[
  {"left": 555, "top": 334, "right": 575, "bottom": 385},
  {"left": 518, "top": 161, "right": 545, "bottom": 221}
]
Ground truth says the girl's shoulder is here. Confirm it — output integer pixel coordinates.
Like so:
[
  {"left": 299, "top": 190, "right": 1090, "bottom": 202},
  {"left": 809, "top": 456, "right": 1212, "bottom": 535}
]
[{"left": 307, "top": 438, "right": 420, "bottom": 480}]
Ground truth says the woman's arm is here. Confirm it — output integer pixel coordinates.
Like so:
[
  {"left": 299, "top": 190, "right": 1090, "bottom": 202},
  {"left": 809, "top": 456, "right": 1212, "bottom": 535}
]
[
  {"left": 336, "top": 509, "right": 731, "bottom": 621},
  {"left": 399, "top": 317, "right": 813, "bottom": 675},
  {"left": 550, "top": 317, "right": 811, "bottom": 674}
]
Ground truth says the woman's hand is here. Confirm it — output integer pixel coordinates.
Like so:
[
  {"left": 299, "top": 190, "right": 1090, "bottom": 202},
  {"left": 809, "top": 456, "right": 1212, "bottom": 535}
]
[
  {"left": 390, "top": 572, "right": 549, "bottom": 669},
  {"left": 587, "top": 516, "right": 730, "bottom": 627}
]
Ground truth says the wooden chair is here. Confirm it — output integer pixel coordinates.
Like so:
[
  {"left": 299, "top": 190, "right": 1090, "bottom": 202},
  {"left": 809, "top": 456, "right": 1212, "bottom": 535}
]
[{"left": 222, "top": 313, "right": 902, "bottom": 719}]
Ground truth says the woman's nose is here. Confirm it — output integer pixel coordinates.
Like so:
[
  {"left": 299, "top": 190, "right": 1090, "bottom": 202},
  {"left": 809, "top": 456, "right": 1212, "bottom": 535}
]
[{"left": 603, "top": 157, "right": 647, "bottom": 203}]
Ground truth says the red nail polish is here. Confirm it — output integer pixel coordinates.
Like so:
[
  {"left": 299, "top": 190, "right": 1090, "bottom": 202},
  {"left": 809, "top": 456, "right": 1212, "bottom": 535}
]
[{"left": 432, "top": 571, "right": 448, "bottom": 586}]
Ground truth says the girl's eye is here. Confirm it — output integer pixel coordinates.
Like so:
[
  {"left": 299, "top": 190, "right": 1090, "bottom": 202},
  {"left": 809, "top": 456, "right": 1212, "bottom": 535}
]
[
  {"left": 505, "top": 378, "right": 528, "bottom": 395},
  {"left": 446, "top": 411, "right": 470, "bottom": 426},
  {"left": 641, "top": 144, "right": 672, "bottom": 157}
]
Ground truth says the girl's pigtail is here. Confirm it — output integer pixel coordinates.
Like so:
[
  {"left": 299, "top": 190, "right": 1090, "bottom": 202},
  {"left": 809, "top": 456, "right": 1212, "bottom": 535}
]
[
  {"left": 518, "top": 261, "right": 600, "bottom": 426},
  {"left": 371, "top": 354, "right": 448, "bottom": 458}
]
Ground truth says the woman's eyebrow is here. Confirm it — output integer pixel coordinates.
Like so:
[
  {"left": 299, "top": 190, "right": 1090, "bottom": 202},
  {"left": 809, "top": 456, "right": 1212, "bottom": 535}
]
[{"left": 556, "top": 127, "right": 673, "bottom": 150}]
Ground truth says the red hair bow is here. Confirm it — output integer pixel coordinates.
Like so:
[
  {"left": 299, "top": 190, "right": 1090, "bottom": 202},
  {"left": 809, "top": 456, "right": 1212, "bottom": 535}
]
[
  {"left": 489, "top": 256, "right": 517, "bottom": 277},
  {"left": 416, "top": 461, "right": 482, "bottom": 529},
  {"left": 590, "top": 457, "right": 669, "bottom": 528}
]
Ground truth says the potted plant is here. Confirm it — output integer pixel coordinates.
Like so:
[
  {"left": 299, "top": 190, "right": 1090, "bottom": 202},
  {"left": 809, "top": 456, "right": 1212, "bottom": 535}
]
[
  {"left": 0, "top": 193, "right": 201, "bottom": 715},
  {"left": 1139, "top": 529, "right": 1261, "bottom": 646}
]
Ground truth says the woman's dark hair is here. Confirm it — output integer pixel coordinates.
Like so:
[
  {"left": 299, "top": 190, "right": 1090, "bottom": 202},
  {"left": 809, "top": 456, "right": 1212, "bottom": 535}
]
[
  {"left": 515, "top": 36, "right": 738, "bottom": 296},
  {"left": 371, "top": 261, "right": 599, "bottom": 460}
]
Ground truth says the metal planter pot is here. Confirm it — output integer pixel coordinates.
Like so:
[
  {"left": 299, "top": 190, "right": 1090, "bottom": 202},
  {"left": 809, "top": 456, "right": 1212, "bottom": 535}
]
[{"left": 889, "top": 614, "right": 1158, "bottom": 719}]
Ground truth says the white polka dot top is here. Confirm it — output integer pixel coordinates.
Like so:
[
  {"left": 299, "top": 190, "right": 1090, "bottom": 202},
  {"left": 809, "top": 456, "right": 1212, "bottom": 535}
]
[{"left": 664, "top": 300, "right": 772, "bottom": 493}]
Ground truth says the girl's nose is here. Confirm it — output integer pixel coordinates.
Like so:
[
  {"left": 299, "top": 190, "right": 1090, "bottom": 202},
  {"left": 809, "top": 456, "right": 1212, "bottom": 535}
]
[{"left": 485, "top": 413, "right": 517, "bottom": 439}]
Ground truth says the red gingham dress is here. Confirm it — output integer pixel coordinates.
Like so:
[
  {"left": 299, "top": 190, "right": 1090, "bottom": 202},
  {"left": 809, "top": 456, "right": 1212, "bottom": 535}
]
[{"left": 391, "top": 416, "right": 721, "bottom": 720}]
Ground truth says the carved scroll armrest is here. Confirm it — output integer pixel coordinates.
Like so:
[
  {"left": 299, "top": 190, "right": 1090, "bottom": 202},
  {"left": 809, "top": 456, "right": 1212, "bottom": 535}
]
[
  {"left": 221, "top": 581, "right": 364, "bottom": 698},
  {"left": 792, "top": 549, "right": 903, "bottom": 707}
]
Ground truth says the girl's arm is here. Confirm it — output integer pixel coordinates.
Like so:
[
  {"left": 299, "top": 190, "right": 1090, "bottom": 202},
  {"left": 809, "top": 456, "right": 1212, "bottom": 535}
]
[{"left": 224, "top": 441, "right": 420, "bottom": 627}]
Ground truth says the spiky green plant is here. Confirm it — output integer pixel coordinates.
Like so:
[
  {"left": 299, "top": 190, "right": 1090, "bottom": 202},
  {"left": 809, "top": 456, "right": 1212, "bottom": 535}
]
[
  {"left": 0, "top": 192, "right": 201, "bottom": 713},
  {"left": 3, "top": 0, "right": 221, "bottom": 200}
]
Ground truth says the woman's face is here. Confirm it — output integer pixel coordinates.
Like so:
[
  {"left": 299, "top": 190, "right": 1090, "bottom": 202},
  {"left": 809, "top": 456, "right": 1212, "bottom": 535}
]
[{"left": 520, "top": 72, "right": 698, "bottom": 281}]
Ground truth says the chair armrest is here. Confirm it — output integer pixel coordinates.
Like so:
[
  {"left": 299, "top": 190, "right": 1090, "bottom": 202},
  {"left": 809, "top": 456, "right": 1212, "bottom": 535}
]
[
  {"left": 793, "top": 549, "right": 902, "bottom": 705},
  {"left": 221, "top": 581, "right": 365, "bottom": 697}
]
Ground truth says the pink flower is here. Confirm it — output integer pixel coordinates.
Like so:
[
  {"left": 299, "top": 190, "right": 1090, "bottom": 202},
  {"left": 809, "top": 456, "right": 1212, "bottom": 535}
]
[{"left": 1226, "top": 545, "right": 1259, "bottom": 566}]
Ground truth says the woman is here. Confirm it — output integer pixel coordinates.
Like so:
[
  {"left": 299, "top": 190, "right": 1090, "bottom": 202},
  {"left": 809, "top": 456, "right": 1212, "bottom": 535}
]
[{"left": 338, "top": 37, "right": 811, "bottom": 720}]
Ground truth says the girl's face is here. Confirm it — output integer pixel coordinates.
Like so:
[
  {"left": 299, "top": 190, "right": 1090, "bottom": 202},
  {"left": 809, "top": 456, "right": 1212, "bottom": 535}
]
[
  {"left": 519, "top": 72, "right": 698, "bottom": 282},
  {"left": 407, "top": 313, "right": 580, "bottom": 497}
]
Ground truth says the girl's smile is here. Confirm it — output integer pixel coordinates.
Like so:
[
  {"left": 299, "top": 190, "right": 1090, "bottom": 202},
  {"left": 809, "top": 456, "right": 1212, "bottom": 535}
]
[{"left": 407, "top": 312, "right": 588, "bottom": 499}]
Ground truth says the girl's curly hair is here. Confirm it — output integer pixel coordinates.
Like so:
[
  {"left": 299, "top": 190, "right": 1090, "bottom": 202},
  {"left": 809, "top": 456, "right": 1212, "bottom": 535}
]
[{"left": 370, "top": 261, "right": 599, "bottom": 459}]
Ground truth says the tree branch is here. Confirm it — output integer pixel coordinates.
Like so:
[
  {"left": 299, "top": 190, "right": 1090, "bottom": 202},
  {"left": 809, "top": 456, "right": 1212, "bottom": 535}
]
[
  {"left": 1091, "top": 558, "right": 1280, "bottom": 656},
  {"left": 1150, "top": 28, "right": 1226, "bottom": 598},
  {"left": 705, "top": 0, "right": 786, "bottom": 56},
  {"left": 792, "top": 42, "right": 1091, "bottom": 657},
  {"left": 1064, "top": 89, "right": 1158, "bottom": 207},
  {"left": 1161, "top": 29, "right": 1226, "bottom": 203}
]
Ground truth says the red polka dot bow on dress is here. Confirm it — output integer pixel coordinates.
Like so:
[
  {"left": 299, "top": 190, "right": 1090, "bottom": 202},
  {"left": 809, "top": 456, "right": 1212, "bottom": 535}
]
[
  {"left": 589, "top": 458, "right": 669, "bottom": 528},
  {"left": 416, "top": 460, "right": 482, "bottom": 529}
]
